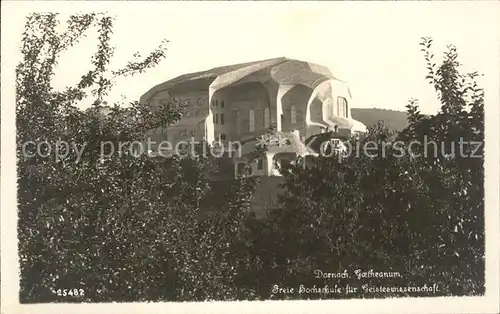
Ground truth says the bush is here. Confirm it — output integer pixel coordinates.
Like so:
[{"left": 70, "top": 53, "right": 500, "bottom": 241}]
[
  {"left": 252, "top": 37, "right": 484, "bottom": 298},
  {"left": 16, "top": 13, "right": 258, "bottom": 302}
]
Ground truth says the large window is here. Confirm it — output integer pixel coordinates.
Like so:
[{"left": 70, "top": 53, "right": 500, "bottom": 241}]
[
  {"left": 249, "top": 110, "right": 255, "bottom": 132},
  {"left": 337, "top": 97, "right": 348, "bottom": 118},
  {"left": 264, "top": 108, "right": 270, "bottom": 129},
  {"left": 220, "top": 114, "right": 225, "bottom": 125},
  {"left": 291, "top": 105, "right": 297, "bottom": 124}
]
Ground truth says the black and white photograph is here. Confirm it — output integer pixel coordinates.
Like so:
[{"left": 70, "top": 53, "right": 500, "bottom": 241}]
[{"left": 1, "top": 1, "right": 499, "bottom": 313}]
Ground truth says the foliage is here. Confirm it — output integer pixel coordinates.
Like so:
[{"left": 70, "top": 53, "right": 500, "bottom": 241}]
[
  {"left": 17, "top": 13, "right": 484, "bottom": 303},
  {"left": 17, "top": 13, "right": 257, "bottom": 302},
  {"left": 254, "top": 37, "right": 484, "bottom": 298}
]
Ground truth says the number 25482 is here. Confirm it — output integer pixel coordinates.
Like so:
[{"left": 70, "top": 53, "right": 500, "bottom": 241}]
[{"left": 56, "top": 288, "right": 84, "bottom": 296}]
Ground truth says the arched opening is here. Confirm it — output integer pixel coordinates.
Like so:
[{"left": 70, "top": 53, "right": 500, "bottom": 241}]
[
  {"left": 310, "top": 98, "right": 323, "bottom": 124},
  {"left": 222, "top": 81, "right": 271, "bottom": 136},
  {"left": 281, "top": 85, "right": 313, "bottom": 132}
]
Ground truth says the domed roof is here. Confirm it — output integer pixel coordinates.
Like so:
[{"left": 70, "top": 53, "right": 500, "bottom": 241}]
[{"left": 141, "top": 57, "right": 344, "bottom": 103}]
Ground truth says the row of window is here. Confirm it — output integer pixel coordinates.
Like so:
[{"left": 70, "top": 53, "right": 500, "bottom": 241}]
[
  {"left": 337, "top": 97, "right": 348, "bottom": 118},
  {"left": 187, "top": 98, "right": 348, "bottom": 133},
  {"left": 167, "top": 96, "right": 348, "bottom": 117},
  {"left": 188, "top": 100, "right": 346, "bottom": 122},
  {"left": 213, "top": 113, "right": 225, "bottom": 125},
  {"left": 248, "top": 108, "right": 271, "bottom": 132},
  {"left": 210, "top": 108, "right": 269, "bottom": 131},
  {"left": 184, "top": 109, "right": 208, "bottom": 118},
  {"left": 178, "top": 129, "right": 196, "bottom": 137},
  {"left": 160, "top": 97, "right": 213, "bottom": 108},
  {"left": 211, "top": 99, "right": 225, "bottom": 108},
  {"left": 247, "top": 106, "right": 297, "bottom": 132}
]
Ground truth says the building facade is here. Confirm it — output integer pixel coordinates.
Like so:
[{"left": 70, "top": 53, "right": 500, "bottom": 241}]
[{"left": 140, "top": 57, "right": 367, "bottom": 176}]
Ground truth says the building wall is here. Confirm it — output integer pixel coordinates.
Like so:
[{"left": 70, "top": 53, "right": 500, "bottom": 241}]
[
  {"left": 322, "top": 80, "right": 352, "bottom": 122},
  {"left": 281, "top": 85, "right": 313, "bottom": 139},
  {"left": 149, "top": 89, "right": 210, "bottom": 144},
  {"left": 148, "top": 90, "right": 170, "bottom": 109},
  {"left": 168, "top": 90, "right": 210, "bottom": 121},
  {"left": 210, "top": 89, "right": 234, "bottom": 142},
  {"left": 144, "top": 78, "right": 359, "bottom": 155},
  {"left": 145, "top": 82, "right": 274, "bottom": 146},
  {"left": 310, "top": 98, "right": 323, "bottom": 125},
  {"left": 303, "top": 80, "right": 356, "bottom": 138},
  {"left": 224, "top": 82, "right": 271, "bottom": 140}
]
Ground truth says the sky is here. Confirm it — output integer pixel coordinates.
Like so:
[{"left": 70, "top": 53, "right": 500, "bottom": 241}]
[{"left": 3, "top": 1, "right": 499, "bottom": 114}]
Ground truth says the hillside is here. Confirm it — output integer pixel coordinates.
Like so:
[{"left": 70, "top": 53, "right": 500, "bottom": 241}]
[{"left": 351, "top": 108, "right": 409, "bottom": 131}]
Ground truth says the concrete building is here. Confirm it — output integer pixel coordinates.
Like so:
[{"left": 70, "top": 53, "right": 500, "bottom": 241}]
[{"left": 140, "top": 57, "right": 366, "bottom": 177}]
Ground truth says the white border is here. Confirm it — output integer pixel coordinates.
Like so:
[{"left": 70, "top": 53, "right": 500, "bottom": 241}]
[{"left": 2, "top": 1, "right": 499, "bottom": 314}]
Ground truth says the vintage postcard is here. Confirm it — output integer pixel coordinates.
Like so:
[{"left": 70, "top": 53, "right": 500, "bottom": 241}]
[{"left": 1, "top": 1, "right": 499, "bottom": 313}]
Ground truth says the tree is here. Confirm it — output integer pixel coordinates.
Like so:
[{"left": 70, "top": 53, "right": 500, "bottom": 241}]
[
  {"left": 254, "top": 38, "right": 484, "bottom": 298},
  {"left": 16, "top": 12, "right": 258, "bottom": 302}
]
